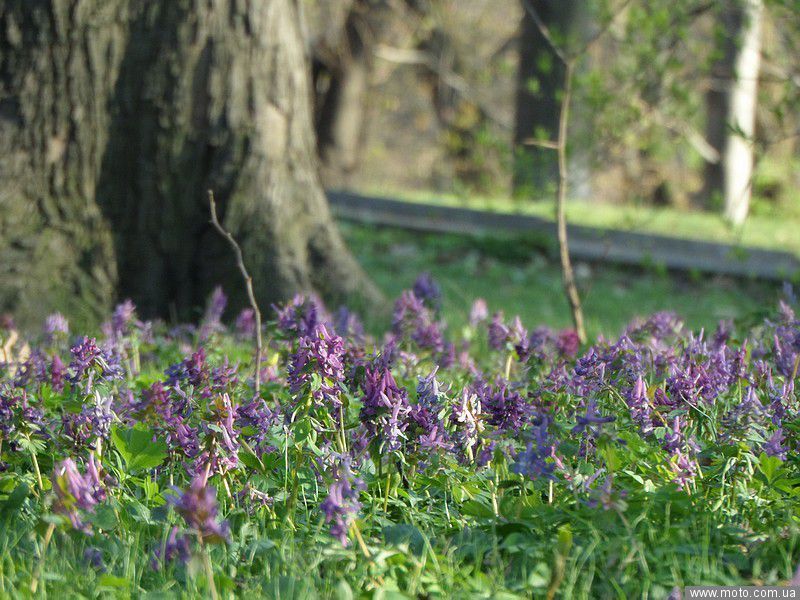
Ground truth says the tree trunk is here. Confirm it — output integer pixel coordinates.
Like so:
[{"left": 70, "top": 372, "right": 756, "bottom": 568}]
[
  {"left": 0, "top": 1, "right": 124, "bottom": 328},
  {"left": 513, "top": 0, "right": 578, "bottom": 198},
  {"left": 723, "top": 0, "right": 763, "bottom": 225},
  {"left": 311, "top": 0, "right": 386, "bottom": 188},
  {"left": 1, "top": 0, "right": 381, "bottom": 327},
  {"left": 701, "top": 0, "right": 763, "bottom": 225}
]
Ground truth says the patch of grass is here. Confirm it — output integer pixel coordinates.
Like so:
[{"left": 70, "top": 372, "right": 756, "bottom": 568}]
[
  {"left": 342, "top": 222, "right": 778, "bottom": 337},
  {"left": 360, "top": 186, "right": 800, "bottom": 257}
]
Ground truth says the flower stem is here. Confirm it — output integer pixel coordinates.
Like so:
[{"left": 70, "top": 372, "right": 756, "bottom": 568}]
[
  {"left": 198, "top": 537, "right": 219, "bottom": 600},
  {"left": 30, "top": 522, "right": 55, "bottom": 594},
  {"left": 29, "top": 440, "right": 43, "bottom": 493}
]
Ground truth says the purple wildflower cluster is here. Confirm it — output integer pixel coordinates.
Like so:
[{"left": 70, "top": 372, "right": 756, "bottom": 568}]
[
  {"left": 288, "top": 324, "right": 346, "bottom": 411},
  {"left": 171, "top": 476, "right": 230, "bottom": 541},
  {"left": 0, "top": 275, "right": 796, "bottom": 563},
  {"left": 319, "top": 458, "right": 365, "bottom": 546},
  {"left": 52, "top": 456, "right": 106, "bottom": 532}
]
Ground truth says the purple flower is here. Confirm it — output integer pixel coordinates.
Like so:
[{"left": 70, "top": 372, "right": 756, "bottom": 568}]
[
  {"left": 764, "top": 428, "right": 787, "bottom": 460},
  {"left": 171, "top": 477, "right": 230, "bottom": 543},
  {"left": 469, "top": 299, "right": 489, "bottom": 327},
  {"left": 333, "top": 306, "right": 365, "bottom": 341},
  {"left": 43, "top": 313, "right": 69, "bottom": 342},
  {"left": 236, "top": 397, "right": 279, "bottom": 450},
  {"left": 626, "top": 376, "right": 653, "bottom": 434},
  {"left": 511, "top": 420, "right": 556, "bottom": 480},
  {"left": 319, "top": 459, "right": 365, "bottom": 546},
  {"left": 194, "top": 393, "right": 240, "bottom": 478},
  {"left": 488, "top": 312, "right": 510, "bottom": 351},
  {"left": 84, "top": 547, "right": 106, "bottom": 572},
  {"left": 52, "top": 456, "right": 106, "bottom": 532},
  {"left": 200, "top": 287, "right": 227, "bottom": 339},
  {"left": 585, "top": 474, "right": 627, "bottom": 511},
  {"left": 62, "top": 393, "right": 115, "bottom": 451},
  {"left": 488, "top": 313, "right": 526, "bottom": 351},
  {"left": 108, "top": 299, "right": 137, "bottom": 339},
  {"left": 167, "top": 348, "right": 210, "bottom": 390},
  {"left": 477, "top": 379, "right": 528, "bottom": 432},
  {"left": 450, "top": 387, "right": 483, "bottom": 459},
  {"left": 571, "top": 399, "right": 615, "bottom": 437},
  {"left": 288, "top": 324, "right": 345, "bottom": 411},
  {"left": 670, "top": 451, "right": 697, "bottom": 491},
  {"left": 392, "top": 291, "right": 445, "bottom": 353},
  {"left": 413, "top": 273, "right": 442, "bottom": 310},
  {"left": 51, "top": 355, "right": 67, "bottom": 391},
  {"left": 360, "top": 368, "right": 410, "bottom": 452},
  {"left": 152, "top": 526, "right": 192, "bottom": 568},
  {"left": 556, "top": 329, "right": 580, "bottom": 358},
  {"left": 273, "top": 294, "right": 326, "bottom": 338},
  {"left": 68, "top": 337, "right": 124, "bottom": 391},
  {"left": 662, "top": 416, "right": 698, "bottom": 455},
  {"left": 235, "top": 308, "right": 256, "bottom": 338}
]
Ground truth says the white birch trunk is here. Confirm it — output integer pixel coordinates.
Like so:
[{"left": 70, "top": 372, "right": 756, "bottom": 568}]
[{"left": 723, "top": 0, "right": 764, "bottom": 225}]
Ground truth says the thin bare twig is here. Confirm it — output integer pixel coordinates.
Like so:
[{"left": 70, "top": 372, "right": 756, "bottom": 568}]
[
  {"left": 555, "top": 60, "right": 587, "bottom": 344},
  {"left": 208, "top": 190, "right": 264, "bottom": 395}
]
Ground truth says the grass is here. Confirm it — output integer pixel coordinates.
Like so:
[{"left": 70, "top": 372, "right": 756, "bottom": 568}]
[
  {"left": 342, "top": 222, "right": 779, "bottom": 338},
  {"left": 357, "top": 186, "right": 800, "bottom": 257}
]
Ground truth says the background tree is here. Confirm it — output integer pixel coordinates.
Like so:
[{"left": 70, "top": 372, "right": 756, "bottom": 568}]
[
  {"left": 0, "top": 0, "right": 380, "bottom": 328},
  {"left": 310, "top": 0, "right": 395, "bottom": 188},
  {"left": 513, "top": 0, "right": 581, "bottom": 197}
]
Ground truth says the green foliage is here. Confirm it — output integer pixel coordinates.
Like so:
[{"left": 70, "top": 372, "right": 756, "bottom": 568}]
[{"left": 110, "top": 425, "right": 168, "bottom": 473}]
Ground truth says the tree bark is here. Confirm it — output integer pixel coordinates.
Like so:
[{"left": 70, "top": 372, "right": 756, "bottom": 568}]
[
  {"left": 311, "top": 0, "right": 385, "bottom": 188},
  {"left": 1, "top": 0, "right": 381, "bottom": 327},
  {"left": 701, "top": 0, "right": 763, "bottom": 225},
  {"left": 513, "top": 0, "right": 578, "bottom": 197},
  {"left": 0, "top": 1, "right": 125, "bottom": 328},
  {"left": 723, "top": 0, "right": 763, "bottom": 225}
]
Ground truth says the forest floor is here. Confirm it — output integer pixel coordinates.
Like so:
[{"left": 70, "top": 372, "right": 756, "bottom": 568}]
[{"left": 342, "top": 221, "right": 780, "bottom": 338}]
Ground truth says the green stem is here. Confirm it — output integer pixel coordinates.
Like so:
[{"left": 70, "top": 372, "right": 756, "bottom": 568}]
[
  {"left": 383, "top": 471, "right": 392, "bottom": 514},
  {"left": 198, "top": 537, "right": 219, "bottom": 600},
  {"left": 28, "top": 439, "right": 43, "bottom": 493},
  {"left": 30, "top": 522, "right": 55, "bottom": 594}
]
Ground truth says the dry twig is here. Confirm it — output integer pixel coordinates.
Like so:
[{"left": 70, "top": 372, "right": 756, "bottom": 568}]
[{"left": 208, "top": 190, "right": 264, "bottom": 394}]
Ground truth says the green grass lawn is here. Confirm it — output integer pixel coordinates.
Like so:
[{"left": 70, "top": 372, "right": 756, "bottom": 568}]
[
  {"left": 359, "top": 186, "right": 800, "bottom": 258},
  {"left": 342, "top": 222, "right": 780, "bottom": 338}
]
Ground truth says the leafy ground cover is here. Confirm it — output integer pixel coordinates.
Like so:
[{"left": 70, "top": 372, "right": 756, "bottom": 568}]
[
  {"left": 0, "top": 274, "right": 799, "bottom": 598},
  {"left": 360, "top": 186, "right": 800, "bottom": 258}
]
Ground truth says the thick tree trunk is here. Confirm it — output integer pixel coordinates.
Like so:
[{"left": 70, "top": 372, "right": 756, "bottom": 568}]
[
  {"left": 1, "top": 0, "right": 381, "bottom": 327},
  {"left": 0, "top": 1, "right": 125, "bottom": 328}
]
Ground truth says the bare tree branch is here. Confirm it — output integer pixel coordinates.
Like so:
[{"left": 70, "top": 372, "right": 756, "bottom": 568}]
[
  {"left": 208, "top": 190, "right": 264, "bottom": 395},
  {"left": 555, "top": 61, "right": 587, "bottom": 344}
]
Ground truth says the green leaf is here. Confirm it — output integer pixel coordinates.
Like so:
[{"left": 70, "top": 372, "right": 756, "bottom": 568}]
[
  {"left": 383, "top": 524, "right": 425, "bottom": 556},
  {"left": 97, "top": 574, "right": 130, "bottom": 589},
  {"left": 0, "top": 483, "right": 29, "bottom": 517},
  {"left": 757, "top": 452, "right": 785, "bottom": 484},
  {"left": 333, "top": 580, "right": 353, "bottom": 600},
  {"left": 110, "top": 425, "right": 167, "bottom": 472}
]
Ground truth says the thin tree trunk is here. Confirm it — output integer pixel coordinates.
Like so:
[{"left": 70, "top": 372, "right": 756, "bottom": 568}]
[
  {"left": 723, "top": 0, "right": 763, "bottom": 225},
  {"left": 1, "top": 0, "right": 382, "bottom": 326}
]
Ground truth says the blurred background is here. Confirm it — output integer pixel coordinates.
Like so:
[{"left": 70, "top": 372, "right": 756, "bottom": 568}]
[{"left": 1, "top": 0, "right": 798, "bottom": 337}]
